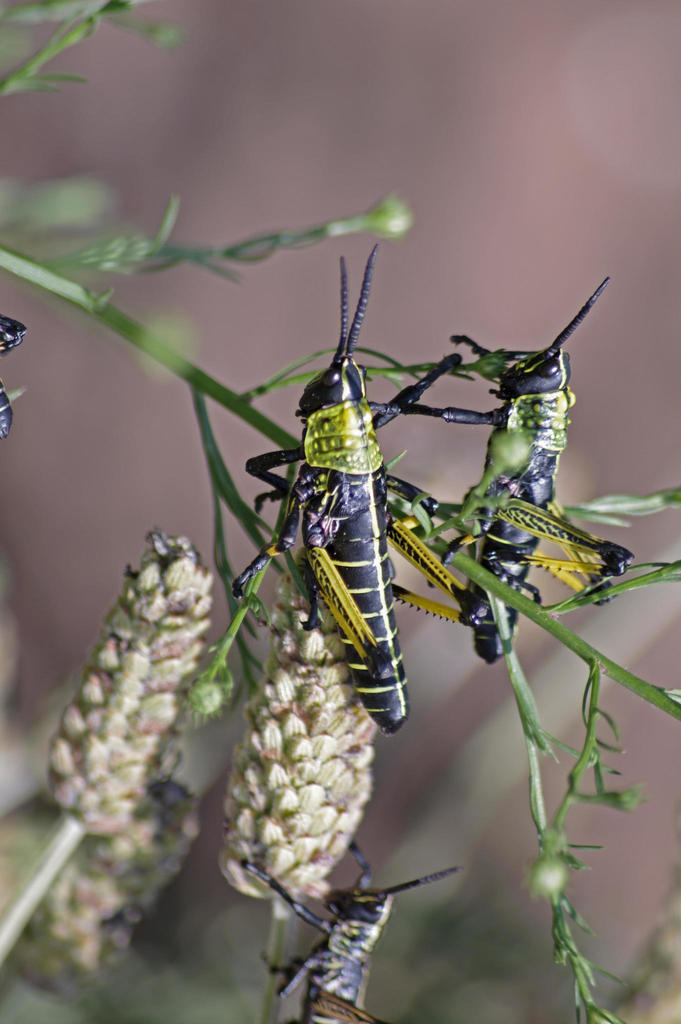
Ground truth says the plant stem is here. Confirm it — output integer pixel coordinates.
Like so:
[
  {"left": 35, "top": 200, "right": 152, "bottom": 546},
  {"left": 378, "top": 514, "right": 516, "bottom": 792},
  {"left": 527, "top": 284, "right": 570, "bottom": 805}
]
[
  {"left": 489, "top": 594, "right": 550, "bottom": 752},
  {"left": 0, "top": 8, "right": 103, "bottom": 94},
  {"left": 203, "top": 568, "right": 268, "bottom": 683},
  {"left": 451, "top": 550, "right": 681, "bottom": 722},
  {"left": 256, "top": 897, "right": 293, "bottom": 1024},
  {"left": 0, "top": 243, "right": 297, "bottom": 448},
  {"left": 0, "top": 813, "right": 85, "bottom": 966}
]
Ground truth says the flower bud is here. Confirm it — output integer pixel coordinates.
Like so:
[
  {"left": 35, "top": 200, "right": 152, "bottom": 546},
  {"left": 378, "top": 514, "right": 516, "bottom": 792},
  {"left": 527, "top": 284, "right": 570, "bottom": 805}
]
[
  {"left": 363, "top": 193, "right": 414, "bottom": 240},
  {"left": 527, "top": 854, "right": 569, "bottom": 901}
]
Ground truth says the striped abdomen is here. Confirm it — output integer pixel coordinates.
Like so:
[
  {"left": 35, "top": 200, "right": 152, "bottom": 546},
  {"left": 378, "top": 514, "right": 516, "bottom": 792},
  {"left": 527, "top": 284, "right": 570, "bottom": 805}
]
[
  {"left": 470, "top": 432, "right": 562, "bottom": 662},
  {"left": 326, "top": 471, "right": 408, "bottom": 734}
]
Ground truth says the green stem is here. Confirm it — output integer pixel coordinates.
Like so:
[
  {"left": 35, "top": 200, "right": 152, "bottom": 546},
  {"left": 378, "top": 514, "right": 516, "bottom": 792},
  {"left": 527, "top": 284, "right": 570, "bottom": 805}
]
[
  {"left": 97, "top": 306, "right": 297, "bottom": 447},
  {"left": 451, "top": 551, "right": 681, "bottom": 722},
  {"left": 134, "top": 193, "right": 413, "bottom": 272},
  {"left": 546, "top": 561, "right": 681, "bottom": 614},
  {"left": 165, "top": 225, "right": 330, "bottom": 265},
  {"left": 566, "top": 487, "right": 681, "bottom": 520},
  {"left": 526, "top": 740, "right": 547, "bottom": 835},
  {"left": 0, "top": 7, "right": 104, "bottom": 94},
  {"left": 489, "top": 594, "right": 551, "bottom": 753},
  {"left": 0, "top": 813, "right": 86, "bottom": 966},
  {"left": 257, "top": 897, "right": 293, "bottom": 1024},
  {"left": 200, "top": 567, "right": 268, "bottom": 692},
  {"left": 489, "top": 596, "right": 551, "bottom": 836},
  {"left": 0, "top": 243, "right": 297, "bottom": 448}
]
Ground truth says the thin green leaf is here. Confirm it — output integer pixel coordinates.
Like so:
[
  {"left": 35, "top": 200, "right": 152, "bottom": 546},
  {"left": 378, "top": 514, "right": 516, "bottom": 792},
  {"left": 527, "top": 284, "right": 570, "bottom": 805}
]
[
  {"left": 240, "top": 348, "right": 336, "bottom": 402},
  {"left": 560, "top": 897, "right": 595, "bottom": 936},
  {"left": 563, "top": 851, "right": 589, "bottom": 871},
  {"left": 150, "top": 194, "right": 180, "bottom": 250},
  {"left": 546, "top": 561, "right": 681, "bottom": 614},
  {"left": 409, "top": 495, "right": 435, "bottom": 537},
  {"left": 566, "top": 488, "right": 681, "bottom": 520},
  {"left": 0, "top": 11, "right": 101, "bottom": 95}
]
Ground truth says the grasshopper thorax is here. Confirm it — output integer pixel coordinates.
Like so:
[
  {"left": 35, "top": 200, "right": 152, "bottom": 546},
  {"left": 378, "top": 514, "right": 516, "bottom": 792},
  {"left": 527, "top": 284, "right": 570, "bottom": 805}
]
[{"left": 296, "top": 246, "right": 378, "bottom": 422}]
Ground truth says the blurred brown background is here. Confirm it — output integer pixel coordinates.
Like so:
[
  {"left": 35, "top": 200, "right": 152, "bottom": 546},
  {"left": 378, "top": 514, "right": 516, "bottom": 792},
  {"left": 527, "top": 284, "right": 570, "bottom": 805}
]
[{"left": 3, "top": 1, "right": 681, "bottom": 1020}]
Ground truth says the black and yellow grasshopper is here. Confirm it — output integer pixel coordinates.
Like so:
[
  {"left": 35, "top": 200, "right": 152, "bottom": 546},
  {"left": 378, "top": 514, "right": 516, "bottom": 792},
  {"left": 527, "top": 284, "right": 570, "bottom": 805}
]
[
  {"left": 233, "top": 247, "right": 485, "bottom": 734},
  {"left": 244, "top": 847, "right": 459, "bottom": 1024},
  {"left": 408, "top": 280, "right": 634, "bottom": 662},
  {"left": 0, "top": 314, "right": 26, "bottom": 439}
]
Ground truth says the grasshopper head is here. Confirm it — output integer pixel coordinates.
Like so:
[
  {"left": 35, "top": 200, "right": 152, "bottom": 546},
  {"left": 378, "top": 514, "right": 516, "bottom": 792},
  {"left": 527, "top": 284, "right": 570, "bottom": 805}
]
[
  {"left": 497, "top": 347, "right": 571, "bottom": 399},
  {"left": 325, "top": 888, "right": 393, "bottom": 927},
  {"left": 325, "top": 862, "right": 460, "bottom": 928},
  {"left": 0, "top": 315, "right": 25, "bottom": 355}
]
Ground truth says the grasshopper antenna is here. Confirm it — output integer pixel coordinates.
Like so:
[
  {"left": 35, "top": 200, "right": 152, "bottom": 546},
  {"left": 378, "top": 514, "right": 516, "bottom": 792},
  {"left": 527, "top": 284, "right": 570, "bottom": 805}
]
[
  {"left": 548, "top": 277, "right": 609, "bottom": 353},
  {"left": 346, "top": 244, "right": 379, "bottom": 356},
  {"left": 380, "top": 864, "right": 461, "bottom": 896},
  {"left": 333, "top": 255, "right": 350, "bottom": 362}
]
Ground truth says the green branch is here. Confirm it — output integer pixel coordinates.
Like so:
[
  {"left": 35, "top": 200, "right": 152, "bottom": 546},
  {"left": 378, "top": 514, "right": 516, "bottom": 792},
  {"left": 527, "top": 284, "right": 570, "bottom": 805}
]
[
  {"left": 52, "top": 192, "right": 414, "bottom": 276},
  {"left": 0, "top": 2, "right": 179, "bottom": 95},
  {"left": 451, "top": 550, "right": 681, "bottom": 722},
  {"left": 0, "top": 12, "right": 96, "bottom": 94},
  {"left": 0, "top": 814, "right": 86, "bottom": 967},
  {"left": 0, "top": 242, "right": 297, "bottom": 448}
]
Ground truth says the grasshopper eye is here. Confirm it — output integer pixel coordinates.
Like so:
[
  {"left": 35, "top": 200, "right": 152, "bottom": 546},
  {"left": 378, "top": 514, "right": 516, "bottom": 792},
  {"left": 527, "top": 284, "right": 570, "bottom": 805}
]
[{"left": 322, "top": 368, "right": 341, "bottom": 387}]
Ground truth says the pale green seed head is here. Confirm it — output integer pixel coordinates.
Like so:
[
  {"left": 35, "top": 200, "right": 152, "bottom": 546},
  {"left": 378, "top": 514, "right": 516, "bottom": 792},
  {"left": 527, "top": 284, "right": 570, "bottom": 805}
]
[
  {"left": 221, "top": 571, "right": 376, "bottom": 900},
  {"left": 48, "top": 531, "right": 212, "bottom": 835}
]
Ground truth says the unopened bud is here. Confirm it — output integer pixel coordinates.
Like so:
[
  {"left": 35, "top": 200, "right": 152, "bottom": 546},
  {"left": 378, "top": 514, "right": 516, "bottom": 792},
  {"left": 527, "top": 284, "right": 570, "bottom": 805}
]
[
  {"left": 363, "top": 193, "right": 413, "bottom": 240},
  {"left": 527, "top": 854, "right": 569, "bottom": 901}
]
